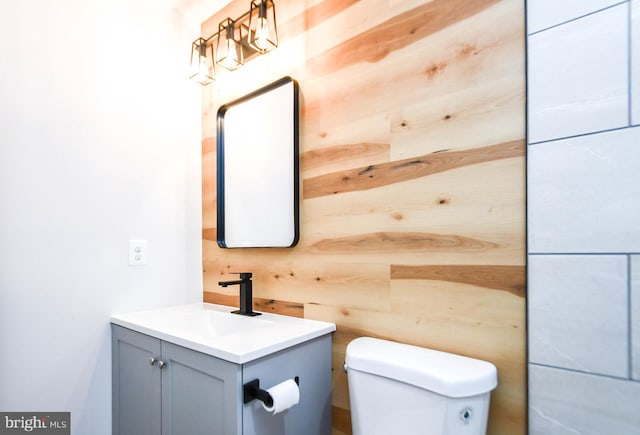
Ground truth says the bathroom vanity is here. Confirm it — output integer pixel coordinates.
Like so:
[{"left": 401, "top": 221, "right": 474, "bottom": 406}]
[{"left": 111, "top": 303, "right": 335, "bottom": 435}]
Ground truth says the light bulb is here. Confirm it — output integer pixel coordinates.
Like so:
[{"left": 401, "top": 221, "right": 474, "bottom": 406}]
[
  {"left": 224, "top": 37, "right": 238, "bottom": 68},
  {"left": 255, "top": 17, "right": 269, "bottom": 51},
  {"left": 199, "top": 54, "right": 208, "bottom": 71},
  {"left": 191, "top": 54, "right": 208, "bottom": 82}
]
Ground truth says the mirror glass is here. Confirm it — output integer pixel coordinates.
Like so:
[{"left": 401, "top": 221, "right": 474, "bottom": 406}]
[{"left": 216, "top": 76, "right": 299, "bottom": 248}]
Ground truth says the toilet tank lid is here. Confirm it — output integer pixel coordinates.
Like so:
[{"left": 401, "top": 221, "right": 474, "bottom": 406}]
[{"left": 345, "top": 337, "right": 497, "bottom": 398}]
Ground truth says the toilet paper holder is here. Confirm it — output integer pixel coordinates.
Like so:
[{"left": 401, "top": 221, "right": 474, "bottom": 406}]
[{"left": 243, "top": 376, "right": 300, "bottom": 407}]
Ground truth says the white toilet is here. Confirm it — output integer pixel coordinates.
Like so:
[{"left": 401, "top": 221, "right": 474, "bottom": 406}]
[{"left": 345, "top": 337, "right": 497, "bottom": 435}]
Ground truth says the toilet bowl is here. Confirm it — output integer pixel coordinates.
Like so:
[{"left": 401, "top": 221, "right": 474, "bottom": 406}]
[{"left": 345, "top": 337, "right": 497, "bottom": 435}]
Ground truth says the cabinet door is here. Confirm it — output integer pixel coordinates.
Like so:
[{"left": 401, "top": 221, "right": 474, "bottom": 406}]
[
  {"left": 161, "top": 341, "right": 242, "bottom": 435},
  {"left": 112, "top": 325, "right": 161, "bottom": 435}
]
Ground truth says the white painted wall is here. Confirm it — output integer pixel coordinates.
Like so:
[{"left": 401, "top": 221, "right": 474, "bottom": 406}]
[{"left": 0, "top": 0, "right": 217, "bottom": 432}]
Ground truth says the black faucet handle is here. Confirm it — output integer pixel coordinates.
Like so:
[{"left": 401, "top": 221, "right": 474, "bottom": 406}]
[{"left": 230, "top": 272, "right": 252, "bottom": 280}]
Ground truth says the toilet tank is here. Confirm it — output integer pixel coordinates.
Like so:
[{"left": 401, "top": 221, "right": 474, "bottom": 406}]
[{"left": 345, "top": 337, "right": 497, "bottom": 435}]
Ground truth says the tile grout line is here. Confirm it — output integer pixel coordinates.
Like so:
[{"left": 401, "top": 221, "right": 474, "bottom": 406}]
[
  {"left": 528, "top": 0, "right": 630, "bottom": 36},
  {"left": 628, "top": 255, "right": 633, "bottom": 380},
  {"left": 627, "top": 254, "right": 633, "bottom": 381},
  {"left": 530, "top": 361, "right": 639, "bottom": 383},
  {"left": 530, "top": 252, "right": 640, "bottom": 256},
  {"left": 627, "top": 1, "right": 633, "bottom": 127},
  {"left": 528, "top": 125, "right": 637, "bottom": 147}
]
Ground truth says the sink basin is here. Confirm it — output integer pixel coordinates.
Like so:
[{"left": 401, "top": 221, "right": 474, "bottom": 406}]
[
  {"left": 164, "top": 309, "right": 274, "bottom": 340},
  {"left": 110, "top": 303, "right": 336, "bottom": 364}
]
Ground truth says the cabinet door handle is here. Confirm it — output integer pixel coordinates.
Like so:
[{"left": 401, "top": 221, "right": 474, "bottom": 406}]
[
  {"left": 149, "top": 357, "right": 157, "bottom": 366},
  {"left": 158, "top": 360, "right": 167, "bottom": 369}
]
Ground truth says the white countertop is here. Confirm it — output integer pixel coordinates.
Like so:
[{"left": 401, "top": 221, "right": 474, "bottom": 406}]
[{"left": 110, "top": 303, "right": 336, "bottom": 364}]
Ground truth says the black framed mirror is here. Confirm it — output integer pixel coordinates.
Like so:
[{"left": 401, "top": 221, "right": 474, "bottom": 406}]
[{"left": 216, "top": 76, "right": 299, "bottom": 248}]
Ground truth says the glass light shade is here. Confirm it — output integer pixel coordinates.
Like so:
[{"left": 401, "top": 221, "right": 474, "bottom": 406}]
[
  {"left": 189, "top": 37, "right": 214, "bottom": 85},
  {"left": 248, "top": 0, "right": 278, "bottom": 54},
  {"left": 216, "top": 18, "right": 244, "bottom": 71}
]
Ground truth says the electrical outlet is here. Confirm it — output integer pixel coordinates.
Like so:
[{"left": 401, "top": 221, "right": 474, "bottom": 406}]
[{"left": 128, "top": 240, "right": 148, "bottom": 266}]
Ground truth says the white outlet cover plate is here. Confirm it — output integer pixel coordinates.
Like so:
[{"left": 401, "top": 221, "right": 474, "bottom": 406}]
[{"left": 128, "top": 239, "right": 148, "bottom": 266}]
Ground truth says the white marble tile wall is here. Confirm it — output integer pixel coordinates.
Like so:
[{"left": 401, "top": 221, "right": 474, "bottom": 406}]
[
  {"left": 528, "top": 127, "right": 640, "bottom": 253},
  {"left": 529, "top": 255, "right": 628, "bottom": 377},
  {"left": 528, "top": 4, "right": 628, "bottom": 143},
  {"left": 530, "top": 365, "right": 640, "bottom": 435},
  {"left": 527, "top": 0, "right": 623, "bottom": 34},
  {"left": 527, "top": 0, "right": 640, "bottom": 432}
]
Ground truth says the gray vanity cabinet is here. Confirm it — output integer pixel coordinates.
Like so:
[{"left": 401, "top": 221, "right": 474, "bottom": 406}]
[
  {"left": 112, "top": 324, "right": 332, "bottom": 435},
  {"left": 112, "top": 325, "right": 242, "bottom": 435}
]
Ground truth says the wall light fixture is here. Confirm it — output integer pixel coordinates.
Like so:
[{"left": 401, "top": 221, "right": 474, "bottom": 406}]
[
  {"left": 216, "top": 18, "right": 244, "bottom": 70},
  {"left": 189, "top": 0, "right": 278, "bottom": 85},
  {"left": 248, "top": 0, "right": 278, "bottom": 54},
  {"left": 189, "top": 37, "right": 215, "bottom": 85}
]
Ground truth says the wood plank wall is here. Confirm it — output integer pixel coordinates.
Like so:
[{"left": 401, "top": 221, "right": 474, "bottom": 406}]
[{"left": 201, "top": 0, "right": 526, "bottom": 433}]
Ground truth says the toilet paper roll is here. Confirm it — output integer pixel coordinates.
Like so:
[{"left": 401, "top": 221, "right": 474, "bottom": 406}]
[{"left": 261, "top": 379, "right": 300, "bottom": 415}]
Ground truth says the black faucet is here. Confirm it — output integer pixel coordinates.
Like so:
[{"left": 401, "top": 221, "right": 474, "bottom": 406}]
[{"left": 218, "top": 272, "right": 261, "bottom": 316}]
